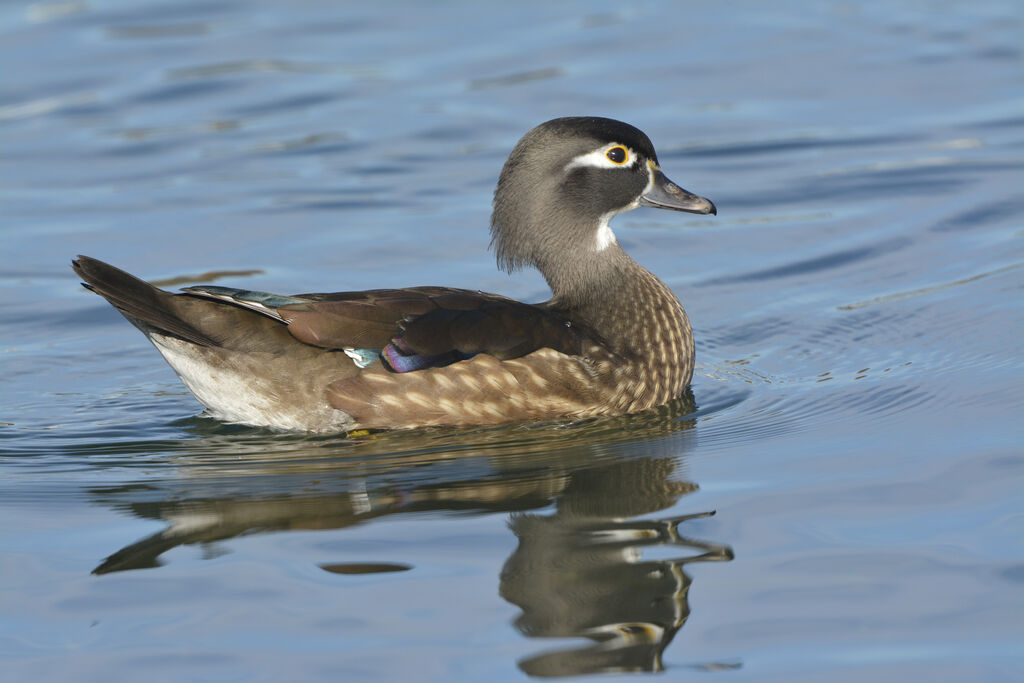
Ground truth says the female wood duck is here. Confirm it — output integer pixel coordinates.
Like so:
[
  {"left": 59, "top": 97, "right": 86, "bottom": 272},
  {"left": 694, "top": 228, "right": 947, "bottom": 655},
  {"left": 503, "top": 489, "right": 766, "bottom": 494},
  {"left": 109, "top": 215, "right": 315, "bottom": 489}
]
[{"left": 74, "top": 117, "right": 716, "bottom": 432}]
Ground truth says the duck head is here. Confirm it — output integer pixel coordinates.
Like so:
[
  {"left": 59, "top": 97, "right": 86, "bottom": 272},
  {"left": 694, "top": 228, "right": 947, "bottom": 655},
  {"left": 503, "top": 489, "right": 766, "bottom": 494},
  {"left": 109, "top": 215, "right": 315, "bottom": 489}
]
[{"left": 490, "top": 116, "right": 715, "bottom": 303}]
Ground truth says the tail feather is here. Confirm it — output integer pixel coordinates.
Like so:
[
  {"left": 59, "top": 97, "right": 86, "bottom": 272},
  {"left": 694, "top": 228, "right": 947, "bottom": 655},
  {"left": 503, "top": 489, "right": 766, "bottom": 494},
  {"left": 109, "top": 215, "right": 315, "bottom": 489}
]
[{"left": 72, "top": 256, "right": 219, "bottom": 347}]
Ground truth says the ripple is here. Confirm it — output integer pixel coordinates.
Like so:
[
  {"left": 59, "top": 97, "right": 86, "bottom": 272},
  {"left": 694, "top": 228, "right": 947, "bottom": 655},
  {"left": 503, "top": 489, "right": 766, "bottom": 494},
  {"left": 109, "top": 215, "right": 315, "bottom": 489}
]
[
  {"left": 253, "top": 133, "right": 352, "bottom": 154},
  {"left": 691, "top": 270, "right": 1020, "bottom": 446},
  {"left": 669, "top": 132, "right": 924, "bottom": 159},
  {"left": 131, "top": 79, "right": 240, "bottom": 105},
  {"left": 468, "top": 67, "right": 563, "bottom": 90},
  {"left": 169, "top": 60, "right": 344, "bottom": 79},
  {"left": 0, "top": 92, "right": 96, "bottom": 121},
  {"left": 838, "top": 263, "right": 1023, "bottom": 310},
  {"left": 932, "top": 197, "right": 1024, "bottom": 233},
  {"left": 26, "top": 1, "right": 87, "bottom": 23},
  {"left": 106, "top": 23, "right": 209, "bottom": 39},
  {"left": 697, "top": 237, "right": 911, "bottom": 286},
  {"left": 230, "top": 92, "right": 342, "bottom": 118}
]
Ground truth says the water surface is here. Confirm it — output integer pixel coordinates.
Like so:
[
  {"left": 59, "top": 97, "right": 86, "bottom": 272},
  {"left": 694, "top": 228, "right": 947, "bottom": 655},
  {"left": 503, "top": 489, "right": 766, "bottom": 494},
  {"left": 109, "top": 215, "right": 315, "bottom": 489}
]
[{"left": 2, "top": 1, "right": 1022, "bottom": 680}]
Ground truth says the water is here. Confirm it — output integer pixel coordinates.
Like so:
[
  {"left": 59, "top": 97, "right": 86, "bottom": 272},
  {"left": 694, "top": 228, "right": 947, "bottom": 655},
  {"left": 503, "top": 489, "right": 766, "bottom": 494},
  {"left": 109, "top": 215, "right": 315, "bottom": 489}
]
[{"left": 2, "top": 0, "right": 1022, "bottom": 680}]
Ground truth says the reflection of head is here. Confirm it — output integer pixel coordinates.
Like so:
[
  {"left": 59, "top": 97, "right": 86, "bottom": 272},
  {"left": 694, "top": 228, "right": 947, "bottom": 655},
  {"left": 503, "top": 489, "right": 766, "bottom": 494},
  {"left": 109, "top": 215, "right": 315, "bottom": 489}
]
[
  {"left": 499, "top": 436, "right": 731, "bottom": 677},
  {"left": 517, "top": 624, "right": 676, "bottom": 677}
]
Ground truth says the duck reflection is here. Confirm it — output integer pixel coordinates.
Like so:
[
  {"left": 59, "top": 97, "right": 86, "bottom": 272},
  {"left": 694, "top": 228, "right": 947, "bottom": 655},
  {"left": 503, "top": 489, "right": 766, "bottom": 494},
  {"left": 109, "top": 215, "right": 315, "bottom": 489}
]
[
  {"left": 501, "top": 462, "right": 731, "bottom": 676},
  {"left": 88, "top": 392, "right": 732, "bottom": 676}
]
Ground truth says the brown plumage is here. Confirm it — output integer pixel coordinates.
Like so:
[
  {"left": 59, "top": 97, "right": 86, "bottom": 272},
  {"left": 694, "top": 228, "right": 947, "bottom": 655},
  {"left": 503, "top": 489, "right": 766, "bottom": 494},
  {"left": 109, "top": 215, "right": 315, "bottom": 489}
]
[{"left": 72, "top": 117, "right": 715, "bottom": 432}]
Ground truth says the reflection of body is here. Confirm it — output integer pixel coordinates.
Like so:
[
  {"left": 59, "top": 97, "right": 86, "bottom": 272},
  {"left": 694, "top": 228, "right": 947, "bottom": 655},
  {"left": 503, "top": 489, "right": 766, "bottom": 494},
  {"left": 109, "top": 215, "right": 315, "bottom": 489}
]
[
  {"left": 90, "top": 395, "right": 731, "bottom": 675},
  {"left": 501, "top": 458, "right": 732, "bottom": 676}
]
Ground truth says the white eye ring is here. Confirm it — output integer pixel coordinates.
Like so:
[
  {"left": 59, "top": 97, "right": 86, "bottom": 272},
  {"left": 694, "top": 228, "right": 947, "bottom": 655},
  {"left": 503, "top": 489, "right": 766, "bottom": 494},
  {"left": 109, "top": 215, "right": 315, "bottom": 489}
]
[{"left": 564, "top": 144, "right": 638, "bottom": 171}]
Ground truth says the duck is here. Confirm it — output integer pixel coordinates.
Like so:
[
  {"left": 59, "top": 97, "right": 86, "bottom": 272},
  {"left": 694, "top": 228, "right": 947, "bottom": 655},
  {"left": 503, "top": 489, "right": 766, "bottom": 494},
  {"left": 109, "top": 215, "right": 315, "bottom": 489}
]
[{"left": 73, "top": 116, "right": 716, "bottom": 432}]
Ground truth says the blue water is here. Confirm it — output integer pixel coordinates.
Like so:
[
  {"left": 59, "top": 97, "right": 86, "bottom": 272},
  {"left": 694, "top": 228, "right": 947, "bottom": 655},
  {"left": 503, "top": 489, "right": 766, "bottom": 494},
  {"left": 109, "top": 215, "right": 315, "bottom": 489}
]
[{"left": 2, "top": 1, "right": 1022, "bottom": 680}]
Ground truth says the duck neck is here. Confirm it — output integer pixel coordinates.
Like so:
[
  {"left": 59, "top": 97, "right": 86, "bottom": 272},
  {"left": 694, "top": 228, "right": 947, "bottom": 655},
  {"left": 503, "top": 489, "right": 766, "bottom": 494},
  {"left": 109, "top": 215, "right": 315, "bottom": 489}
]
[
  {"left": 492, "top": 196, "right": 689, "bottom": 357},
  {"left": 543, "top": 240, "right": 632, "bottom": 310},
  {"left": 545, "top": 244, "right": 687, "bottom": 357}
]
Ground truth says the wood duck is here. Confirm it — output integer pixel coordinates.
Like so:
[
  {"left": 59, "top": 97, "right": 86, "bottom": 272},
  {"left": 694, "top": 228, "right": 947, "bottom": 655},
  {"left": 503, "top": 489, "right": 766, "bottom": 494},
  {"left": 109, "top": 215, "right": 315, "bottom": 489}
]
[{"left": 73, "top": 117, "right": 716, "bottom": 432}]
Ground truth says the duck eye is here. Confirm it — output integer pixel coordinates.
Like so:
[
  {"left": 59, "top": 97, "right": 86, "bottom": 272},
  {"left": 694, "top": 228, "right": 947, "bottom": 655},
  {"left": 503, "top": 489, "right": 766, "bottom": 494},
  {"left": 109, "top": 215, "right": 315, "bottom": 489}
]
[{"left": 605, "top": 146, "right": 628, "bottom": 165}]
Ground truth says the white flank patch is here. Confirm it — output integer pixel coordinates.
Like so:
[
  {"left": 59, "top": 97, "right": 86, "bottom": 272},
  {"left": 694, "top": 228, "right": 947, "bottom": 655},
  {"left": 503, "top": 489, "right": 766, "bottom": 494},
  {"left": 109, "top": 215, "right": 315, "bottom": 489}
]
[
  {"left": 564, "top": 143, "right": 639, "bottom": 171},
  {"left": 149, "top": 336, "right": 352, "bottom": 432}
]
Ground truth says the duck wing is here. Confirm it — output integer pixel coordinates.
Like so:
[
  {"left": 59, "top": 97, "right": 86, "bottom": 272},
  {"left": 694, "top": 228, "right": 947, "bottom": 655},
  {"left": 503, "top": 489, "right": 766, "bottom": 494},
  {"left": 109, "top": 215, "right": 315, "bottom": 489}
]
[
  {"left": 280, "top": 289, "right": 593, "bottom": 372},
  {"left": 184, "top": 282, "right": 595, "bottom": 371}
]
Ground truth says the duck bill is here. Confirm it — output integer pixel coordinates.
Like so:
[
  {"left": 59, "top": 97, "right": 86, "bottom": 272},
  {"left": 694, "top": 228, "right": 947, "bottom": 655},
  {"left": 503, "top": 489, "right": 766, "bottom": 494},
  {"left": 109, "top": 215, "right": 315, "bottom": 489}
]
[{"left": 639, "top": 168, "right": 717, "bottom": 215}]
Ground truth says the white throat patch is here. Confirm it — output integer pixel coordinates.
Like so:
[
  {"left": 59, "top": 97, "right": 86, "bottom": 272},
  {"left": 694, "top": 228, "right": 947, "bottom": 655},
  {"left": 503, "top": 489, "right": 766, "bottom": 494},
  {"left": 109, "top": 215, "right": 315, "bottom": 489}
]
[{"left": 595, "top": 213, "right": 618, "bottom": 251}]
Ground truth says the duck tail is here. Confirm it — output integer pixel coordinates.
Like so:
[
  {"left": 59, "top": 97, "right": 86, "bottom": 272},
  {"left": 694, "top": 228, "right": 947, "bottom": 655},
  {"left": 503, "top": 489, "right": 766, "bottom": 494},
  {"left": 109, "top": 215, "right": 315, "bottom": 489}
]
[{"left": 72, "top": 255, "right": 219, "bottom": 347}]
